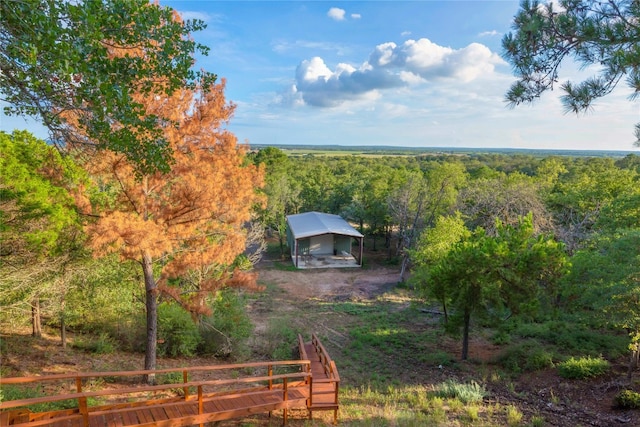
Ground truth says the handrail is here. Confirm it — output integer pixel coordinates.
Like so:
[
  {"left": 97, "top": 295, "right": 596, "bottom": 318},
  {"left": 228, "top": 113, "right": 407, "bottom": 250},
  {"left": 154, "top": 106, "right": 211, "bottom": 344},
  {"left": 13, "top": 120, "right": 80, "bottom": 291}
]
[
  {"left": 0, "top": 371, "right": 311, "bottom": 411},
  {"left": 0, "top": 342, "right": 344, "bottom": 426},
  {"left": 0, "top": 360, "right": 308, "bottom": 385},
  {"left": 311, "top": 333, "right": 340, "bottom": 382},
  {"left": 298, "top": 334, "right": 309, "bottom": 367}
]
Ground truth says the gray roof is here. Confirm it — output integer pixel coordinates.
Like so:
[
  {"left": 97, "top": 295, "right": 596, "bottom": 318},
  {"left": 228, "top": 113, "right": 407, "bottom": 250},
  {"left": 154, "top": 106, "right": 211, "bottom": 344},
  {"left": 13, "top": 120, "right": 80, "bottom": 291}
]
[{"left": 286, "top": 212, "right": 364, "bottom": 239}]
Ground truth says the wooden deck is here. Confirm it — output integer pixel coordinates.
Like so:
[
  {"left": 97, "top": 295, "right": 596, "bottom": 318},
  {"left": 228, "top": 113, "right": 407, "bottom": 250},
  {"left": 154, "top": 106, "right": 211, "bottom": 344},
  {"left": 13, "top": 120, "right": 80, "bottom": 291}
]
[{"left": 0, "top": 335, "right": 340, "bottom": 427}]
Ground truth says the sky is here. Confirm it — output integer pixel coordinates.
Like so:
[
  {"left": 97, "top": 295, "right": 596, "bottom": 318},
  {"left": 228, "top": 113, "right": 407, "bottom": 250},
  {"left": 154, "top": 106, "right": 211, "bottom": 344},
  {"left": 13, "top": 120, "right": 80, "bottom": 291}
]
[{"left": 2, "top": 1, "right": 639, "bottom": 152}]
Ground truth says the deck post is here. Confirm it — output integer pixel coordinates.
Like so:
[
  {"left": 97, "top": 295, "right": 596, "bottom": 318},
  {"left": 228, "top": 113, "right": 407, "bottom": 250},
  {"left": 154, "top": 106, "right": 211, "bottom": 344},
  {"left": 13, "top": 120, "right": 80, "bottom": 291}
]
[
  {"left": 182, "top": 370, "right": 189, "bottom": 400},
  {"left": 308, "top": 375, "right": 313, "bottom": 420},
  {"left": 75, "top": 377, "right": 89, "bottom": 427},
  {"left": 283, "top": 377, "right": 288, "bottom": 426}
]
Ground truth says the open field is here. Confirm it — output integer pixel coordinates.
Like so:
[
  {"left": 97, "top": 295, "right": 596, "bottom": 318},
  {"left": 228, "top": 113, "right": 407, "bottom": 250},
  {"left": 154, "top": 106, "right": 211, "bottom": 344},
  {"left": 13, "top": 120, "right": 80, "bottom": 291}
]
[{"left": 250, "top": 144, "right": 640, "bottom": 159}]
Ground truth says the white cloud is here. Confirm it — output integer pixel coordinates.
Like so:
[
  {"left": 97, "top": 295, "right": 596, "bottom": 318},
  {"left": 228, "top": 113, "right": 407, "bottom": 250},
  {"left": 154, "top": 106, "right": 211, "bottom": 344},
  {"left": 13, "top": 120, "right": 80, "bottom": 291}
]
[
  {"left": 351, "top": 13, "right": 361, "bottom": 19},
  {"left": 401, "top": 31, "right": 412, "bottom": 38},
  {"left": 272, "top": 40, "right": 351, "bottom": 56},
  {"left": 478, "top": 30, "right": 500, "bottom": 37},
  {"left": 288, "top": 38, "right": 506, "bottom": 107},
  {"left": 327, "top": 7, "right": 346, "bottom": 21},
  {"left": 178, "top": 11, "right": 214, "bottom": 23}
]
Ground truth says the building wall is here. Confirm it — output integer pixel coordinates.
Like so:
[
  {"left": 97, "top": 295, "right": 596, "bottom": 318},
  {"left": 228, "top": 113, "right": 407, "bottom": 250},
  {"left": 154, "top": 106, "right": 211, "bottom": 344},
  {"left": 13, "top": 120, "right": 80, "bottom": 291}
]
[
  {"left": 334, "top": 236, "right": 352, "bottom": 255},
  {"left": 309, "top": 234, "right": 333, "bottom": 255}
]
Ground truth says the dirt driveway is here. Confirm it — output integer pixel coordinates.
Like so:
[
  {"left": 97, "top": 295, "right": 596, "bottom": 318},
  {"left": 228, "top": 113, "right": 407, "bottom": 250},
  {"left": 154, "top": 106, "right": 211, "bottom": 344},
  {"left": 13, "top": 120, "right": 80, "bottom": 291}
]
[{"left": 256, "top": 265, "right": 401, "bottom": 302}]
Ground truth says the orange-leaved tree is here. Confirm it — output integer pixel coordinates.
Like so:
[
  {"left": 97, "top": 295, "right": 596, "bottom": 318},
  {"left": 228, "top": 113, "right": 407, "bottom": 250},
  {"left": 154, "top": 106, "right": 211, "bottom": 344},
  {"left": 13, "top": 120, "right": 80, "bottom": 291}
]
[{"left": 83, "top": 79, "right": 264, "bottom": 379}]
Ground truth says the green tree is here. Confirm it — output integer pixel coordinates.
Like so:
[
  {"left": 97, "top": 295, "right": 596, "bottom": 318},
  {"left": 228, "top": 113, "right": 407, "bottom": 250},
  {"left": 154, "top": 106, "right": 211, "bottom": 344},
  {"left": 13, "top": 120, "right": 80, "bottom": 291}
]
[
  {"left": 253, "top": 147, "right": 300, "bottom": 256},
  {"left": 568, "top": 231, "right": 640, "bottom": 377},
  {"left": 1, "top": 0, "right": 215, "bottom": 174},
  {"left": 425, "top": 214, "right": 568, "bottom": 360},
  {"left": 0, "top": 130, "right": 88, "bottom": 340},
  {"left": 547, "top": 158, "right": 637, "bottom": 251},
  {"left": 502, "top": 0, "right": 640, "bottom": 143},
  {"left": 410, "top": 212, "right": 470, "bottom": 321}
]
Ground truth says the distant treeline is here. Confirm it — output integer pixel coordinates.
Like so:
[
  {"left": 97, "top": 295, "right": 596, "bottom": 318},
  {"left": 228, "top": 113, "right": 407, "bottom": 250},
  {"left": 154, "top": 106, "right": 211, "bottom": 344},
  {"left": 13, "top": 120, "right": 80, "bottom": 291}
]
[{"left": 250, "top": 143, "right": 639, "bottom": 159}]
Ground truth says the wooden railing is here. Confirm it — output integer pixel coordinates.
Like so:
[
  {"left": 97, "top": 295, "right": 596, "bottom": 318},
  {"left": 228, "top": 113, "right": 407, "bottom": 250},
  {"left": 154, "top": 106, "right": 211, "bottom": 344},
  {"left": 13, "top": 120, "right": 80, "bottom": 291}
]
[
  {"left": 299, "top": 333, "right": 341, "bottom": 425},
  {"left": 0, "top": 361, "right": 311, "bottom": 427},
  {"left": 311, "top": 333, "right": 340, "bottom": 385}
]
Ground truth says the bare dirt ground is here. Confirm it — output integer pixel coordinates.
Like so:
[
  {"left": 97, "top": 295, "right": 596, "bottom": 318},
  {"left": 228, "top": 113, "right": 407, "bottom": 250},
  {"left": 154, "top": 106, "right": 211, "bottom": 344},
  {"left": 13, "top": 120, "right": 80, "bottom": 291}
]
[{"left": 256, "top": 264, "right": 400, "bottom": 302}]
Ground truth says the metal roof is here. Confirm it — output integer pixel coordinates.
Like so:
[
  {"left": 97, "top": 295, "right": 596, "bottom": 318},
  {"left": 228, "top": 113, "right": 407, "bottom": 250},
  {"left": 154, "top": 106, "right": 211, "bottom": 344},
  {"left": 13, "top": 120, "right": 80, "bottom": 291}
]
[{"left": 286, "top": 212, "right": 364, "bottom": 239}]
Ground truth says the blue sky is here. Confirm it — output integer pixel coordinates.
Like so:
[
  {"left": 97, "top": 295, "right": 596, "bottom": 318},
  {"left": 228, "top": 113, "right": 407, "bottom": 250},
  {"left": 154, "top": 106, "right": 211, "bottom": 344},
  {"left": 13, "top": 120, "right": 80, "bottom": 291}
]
[
  {"left": 3, "top": 1, "right": 638, "bottom": 152},
  {"left": 166, "top": 0, "right": 638, "bottom": 152}
]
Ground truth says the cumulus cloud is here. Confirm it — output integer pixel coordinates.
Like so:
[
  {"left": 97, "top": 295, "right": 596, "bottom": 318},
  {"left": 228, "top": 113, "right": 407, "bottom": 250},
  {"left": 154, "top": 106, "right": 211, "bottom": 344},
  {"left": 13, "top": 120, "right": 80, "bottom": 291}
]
[
  {"left": 328, "top": 7, "right": 346, "bottom": 21},
  {"left": 288, "top": 38, "right": 505, "bottom": 107}
]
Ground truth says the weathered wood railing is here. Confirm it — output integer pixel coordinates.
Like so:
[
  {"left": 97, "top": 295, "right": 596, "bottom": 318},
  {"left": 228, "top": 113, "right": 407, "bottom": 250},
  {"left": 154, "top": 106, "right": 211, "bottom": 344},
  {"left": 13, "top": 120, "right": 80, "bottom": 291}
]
[{"left": 0, "top": 361, "right": 311, "bottom": 427}]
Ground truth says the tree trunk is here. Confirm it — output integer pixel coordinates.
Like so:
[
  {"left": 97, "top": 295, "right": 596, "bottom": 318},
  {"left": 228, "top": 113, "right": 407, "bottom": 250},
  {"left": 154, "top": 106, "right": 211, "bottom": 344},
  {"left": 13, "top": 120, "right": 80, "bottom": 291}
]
[
  {"left": 60, "top": 296, "right": 66, "bottom": 348},
  {"left": 627, "top": 340, "right": 639, "bottom": 381},
  {"left": 61, "top": 315, "right": 66, "bottom": 349},
  {"left": 142, "top": 253, "right": 158, "bottom": 384},
  {"left": 31, "top": 298, "right": 42, "bottom": 337},
  {"left": 461, "top": 309, "right": 471, "bottom": 360}
]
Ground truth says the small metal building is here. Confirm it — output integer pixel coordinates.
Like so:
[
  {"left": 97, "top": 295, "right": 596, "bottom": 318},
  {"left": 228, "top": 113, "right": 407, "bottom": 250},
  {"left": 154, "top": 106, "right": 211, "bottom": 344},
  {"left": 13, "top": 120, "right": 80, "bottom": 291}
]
[{"left": 286, "top": 212, "right": 364, "bottom": 269}]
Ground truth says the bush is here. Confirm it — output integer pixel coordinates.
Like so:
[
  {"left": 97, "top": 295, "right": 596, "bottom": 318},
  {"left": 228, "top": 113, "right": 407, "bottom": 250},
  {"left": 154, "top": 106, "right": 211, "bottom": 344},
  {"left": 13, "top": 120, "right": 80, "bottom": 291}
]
[
  {"left": 157, "top": 303, "right": 201, "bottom": 357},
  {"left": 514, "top": 320, "right": 627, "bottom": 359},
  {"left": 557, "top": 356, "right": 610, "bottom": 379},
  {"left": 72, "top": 333, "right": 117, "bottom": 354},
  {"left": 615, "top": 390, "right": 640, "bottom": 409},
  {"left": 433, "top": 380, "right": 487, "bottom": 404},
  {"left": 495, "top": 340, "right": 554, "bottom": 374},
  {"left": 526, "top": 349, "right": 555, "bottom": 371},
  {"left": 199, "top": 289, "right": 253, "bottom": 359},
  {"left": 261, "top": 318, "right": 299, "bottom": 360}
]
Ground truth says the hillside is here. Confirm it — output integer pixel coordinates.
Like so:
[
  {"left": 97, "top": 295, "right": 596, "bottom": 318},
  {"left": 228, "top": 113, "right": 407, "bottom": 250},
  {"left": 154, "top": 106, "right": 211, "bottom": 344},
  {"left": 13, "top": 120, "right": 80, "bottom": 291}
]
[{"left": 2, "top": 247, "right": 637, "bottom": 426}]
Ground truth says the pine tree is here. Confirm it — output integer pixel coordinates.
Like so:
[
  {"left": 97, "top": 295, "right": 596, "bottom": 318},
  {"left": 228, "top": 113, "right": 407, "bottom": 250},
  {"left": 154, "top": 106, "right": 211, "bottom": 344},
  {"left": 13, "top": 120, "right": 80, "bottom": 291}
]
[{"left": 84, "top": 80, "right": 263, "bottom": 379}]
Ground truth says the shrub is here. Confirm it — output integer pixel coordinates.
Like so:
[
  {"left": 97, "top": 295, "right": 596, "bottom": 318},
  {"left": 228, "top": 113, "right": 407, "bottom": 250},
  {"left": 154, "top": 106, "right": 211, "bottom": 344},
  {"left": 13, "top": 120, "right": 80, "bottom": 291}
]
[
  {"left": 495, "top": 340, "right": 554, "bottom": 374},
  {"left": 199, "top": 289, "right": 253, "bottom": 359},
  {"left": 615, "top": 390, "right": 640, "bottom": 409},
  {"left": 505, "top": 405, "right": 523, "bottom": 426},
  {"left": 557, "top": 356, "right": 610, "bottom": 379},
  {"left": 72, "top": 333, "right": 116, "bottom": 354},
  {"left": 525, "top": 349, "right": 555, "bottom": 371},
  {"left": 433, "top": 380, "right": 487, "bottom": 404},
  {"left": 262, "top": 318, "right": 299, "bottom": 360},
  {"left": 157, "top": 303, "right": 201, "bottom": 357}
]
